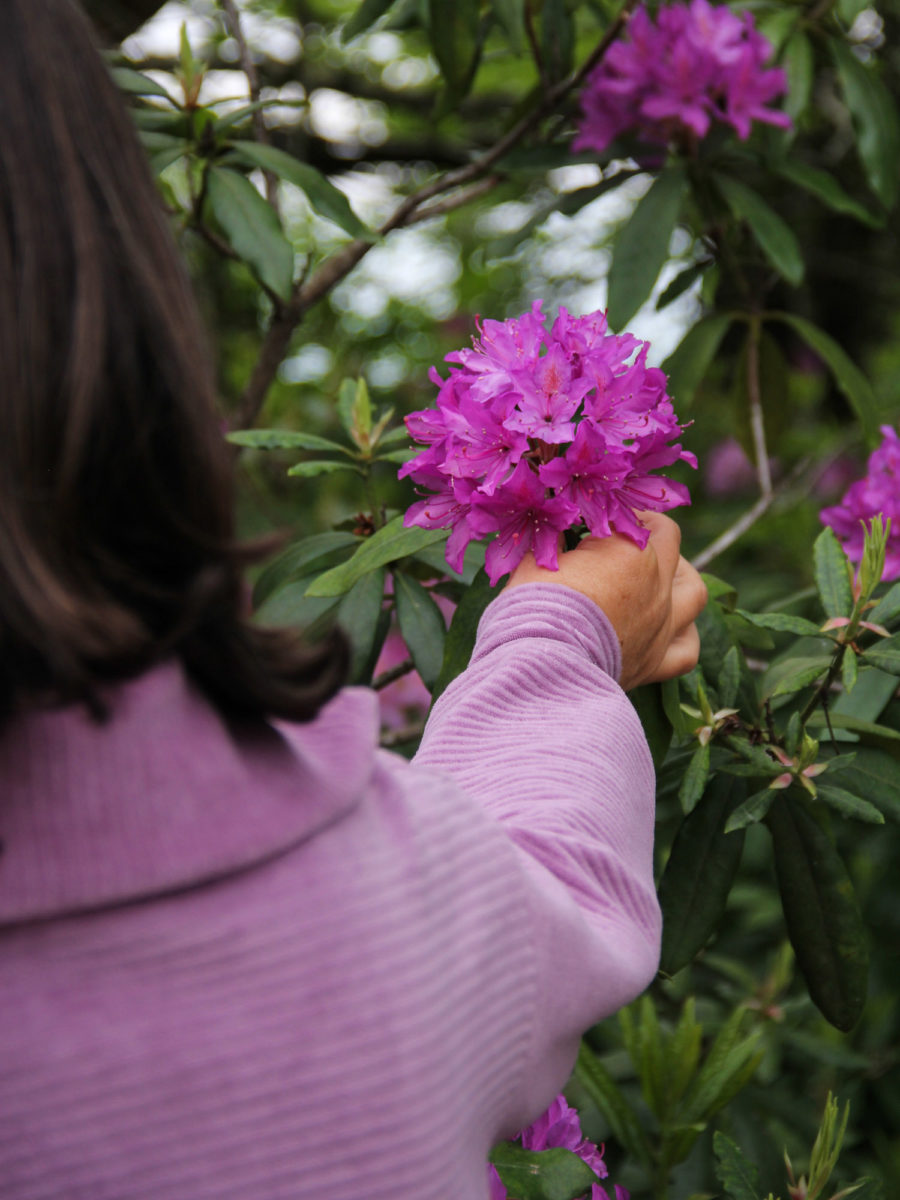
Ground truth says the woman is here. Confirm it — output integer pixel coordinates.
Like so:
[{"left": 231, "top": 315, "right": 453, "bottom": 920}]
[{"left": 0, "top": 1, "right": 707, "bottom": 1197}]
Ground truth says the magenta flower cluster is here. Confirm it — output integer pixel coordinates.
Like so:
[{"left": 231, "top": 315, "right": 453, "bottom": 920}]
[
  {"left": 488, "top": 1093, "right": 629, "bottom": 1200},
  {"left": 401, "top": 302, "right": 694, "bottom": 585},
  {"left": 573, "top": 0, "right": 791, "bottom": 155},
  {"left": 820, "top": 425, "right": 900, "bottom": 582}
]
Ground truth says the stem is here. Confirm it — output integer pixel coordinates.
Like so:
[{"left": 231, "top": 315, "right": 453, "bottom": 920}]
[
  {"left": 362, "top": 464, "right": 383, "bottom": 529},
  {"left": 229, "top": 0, "right": 640, "bottom": 430},
  {"left": 799, "top": 645, "right": 845, "bottom": 726},
  {"left": 373, "top": 658, "right": 415, "bottom": 690}
]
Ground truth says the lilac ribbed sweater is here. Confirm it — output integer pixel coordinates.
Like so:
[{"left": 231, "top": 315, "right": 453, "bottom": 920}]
[{"left": 0, "top": 585, "right": 659, "bottom": 1199}]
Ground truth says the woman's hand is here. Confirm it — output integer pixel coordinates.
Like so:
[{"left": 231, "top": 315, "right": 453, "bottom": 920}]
[{"left": 506, "top": 514, "right": 707, "bottom": 691}]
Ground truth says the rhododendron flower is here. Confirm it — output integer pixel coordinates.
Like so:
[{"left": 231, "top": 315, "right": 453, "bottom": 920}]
[
  {"left": 573, "top": 0, "right": 791, "bottom": 154},
  {"left": 820, "top": 425, "right": 900, "bottom": 582},
  {"left": 401, "top": 303, "right": 694, "bottom": 584},
  {"left": 488, "top": 1094, "right": 629, "bottom": 1200}
]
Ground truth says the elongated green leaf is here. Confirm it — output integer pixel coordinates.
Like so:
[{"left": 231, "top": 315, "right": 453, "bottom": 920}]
[
  {"left": 112, "top": 67, "right": 175, "bottom": 100},
  {"left": 254, "top": 575, "right": 340, "bottom": 629},
  {"left": 206, "top": 166, "right": 294, "bottom": 301},
  {"left": 228, "top": 429, "right": 352, "bottom": 454},
  {"left": 342, "top": 0, "right": 397, "bottom": 41},
  {"left": 771, "top": 312, "right": 880, "bottom": 441},
  {"left": 724, "top": 787, "right": 777, "bottom": 833},
  {"left": 773, "top": 158, "right": 882, "bottom": 227},
  {"left": 411, "top": 538, "right": 484, "bottom": 585},
  {"left": 287, "top": 460, "right": 362, "bottom": 477},
  {"left": 656, "top": 260, "right": 709, "bottom": 311},
  {"left": 679, "top": 741, "right": 710, "bottom": 814},
  {"left": 608, "top": 166, "right": 688, "bottom": 331},
  {"left": 835, "top": 748, "right": 900, "bottom": 821},
  {"left": 681, "top": 1015, "right": 762, "bottom": 1124},
  {"left": 843, "top": 645, "right": 859, "bottom": 693},
  {"left": 814, "top": 526, "right": 855, "bottom": 618},
  {"left": 767, "top": 795, "right": 868, "bottom": 1030},
  {"left": 393, "top": 573, "right": 446, "bottom": 691},
  {"left": 833, "top": 40, "right": 900, "bottom": 211},
  {"left": 629, "top": 683, "right": 674, "bottom": 770},
  {"left": 428, "top": 0, "right": 480, "bottom": 98},
  {"left": 573, "top": 1043, "right": 653, "bottom": 1165},
  {"left": 430, "top": 568, "right": 500, "bottom": 701},
  {"left": 541, "top": 0, "right": 575, "bottom": 83},
  {"left": 337, "top": 567, "right": 389, "bottom": 684},
  {"left": 713, "top": 1132, "right": 762, "bottom": 1200},
  {"left": 214, "top": 99, "right": 303, "bottom": 134},
  {"left": 817, "top": 784, "right": 885, "bottom": 824},
  {"left": 869, "top": 581, "right": 900, "bottom": 625},
  {"left": 229, "top": 143, "right": 371, "bottom": 239},
  {"left": 861, "top": 633, "right": 900, "bottom": 676},
  {"left": 253, "top": 532, "right": 360, "bottom": 608},
  {"left": 306, "top": 516, "right": 447, "bottom": 597},
  {"left": 833, "top": 666, "right": 898, "bottom": 721},
  {"left": 716, "top": 173, "right": 804, "bottom": 285},
  {"left": 736, "top": 609, "right": 824, "bottom": 637},
  {"left": 150, "top": 142, "right": 190, "bottom": 175},
  {"left": 663, "top": 998, "right": 703, "bottom": 1107},
  {"left": 492, "top": 0, "right": 525, "bottom": 50},
  {"left": 768, "top": 657, "right": 830, "bottom": 698},
  {"left": 489, "top": 1143, "right": 598, "bottom": 1200},
  {"left": 658, "top": 775, "right": 747, "bottom": 975},
  {"left": 661, "top": 314, "right": 733, "bottom": 409},
  {"left": 783, "top": 31, "right": 814, "bottom": 122}
]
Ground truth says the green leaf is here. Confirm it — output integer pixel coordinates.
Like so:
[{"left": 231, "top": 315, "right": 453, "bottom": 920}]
[
  {"left": 861, "top": 633, "right": 900, "bottom": 676},
  {"left": 629, "top": 683, "right": 674, "bottom": 770},
  {"left": 770, "top": 312, "right": 880, "bottom": 441},
  {"left": 679, "top": 741, "right": 711, "bottom": 814},
  {"left": 843, "top": 645, "right": 859, "bottom": 693},
  {"left": 715, "top": 173, "right": 804, "bottom": 285},
  {"left": 430, "top": 568, "right": 500, "bottom": 702},
  {"left": 541, "top": 0, "right": 575, "bottom": 83},
  {"left": 492, "top": 0, "right": 525, "bottom": 50},
  {"left": 214, "top": 99, "right": 303, "bottom": 134},
  {"left": 206, "top": 166, "right": 294, "bottom": 301},
  {"left": 428, "top": 0, "right": 481, "bottom": 98},
  {"left": 254, "top": 575, "right": 341, "bottom": 630},
  {"left": 661, "top": 314, "right": 733, "bottom": 409},
  {"left": 817, "top": 784, "right": 885, "bottom": 824},
  {"left": 869, "top": 581, "right": 900, "bottom": 625},
  {"left": 375, "top": 424, "right": 413, "bottom": 449},
  {"left": 111, "top": 67, "right": 175, "bottom": 101},
  {"left": 287, "top": 460, "right": 362, "bottom": 477},
  {"left": 767, "top": 794, "right": 868, "bottom": 1030},
  {"left": 150, "top": 142, "right": 190, "bottom": 175},
  {"left": 608, "top": 166, "right": 688, "bottom": 330},
  {"left": 782, "top": 31, "right": 814, "bottom": 123},
  {"left": 656, "top": 260, "right": 710, "bottom": 311},
  {"left": 833, "top": 40, "right": 900, "bottom": 211},
  {"left": 768, "top": 657, "right": 830, "bottom": 698},
  {"left": 835, "top": 748, "right": 900, "bottom": 821},
  {"left": 488, "top": 1143, "right": 598, "bottom": 1200},
  {"left": 411, "top": 538, "right": 484, "bottom": 586},
  {"left": 342, "top": 0, "right": 398, "bottom": 41},
  {"left": 229, "top": 143, "right": 371, "bottom": 239},
  {"left": 228, "top": 429, "right": 352, "bottom": 454},
  {"left": 814, "top": 526, "right": 855, "bottom": 619},
  {"left": 725, "top": 787, "right": 778, "bottom": 833},
  {"left": 681, "top": 1013, "right": 763, "bottom": 1124},
  {"left": 393, "top": 573, "right": 447, "bottom": 691},
  {"left": 772, "top": 158, "right": 882, "bottom": 227},
  {"left": 736, "top": 609, "right": 824, "bottom": 637},
  {"left": 718, "top": 646, "right": 742, "bottom": 709},
  {"left": 808, "top": 712, "right": 900, "bottom": 761},
  {"left": 573, "top": 1043, "right": 653, "bottom": 1166},
  {"left": 658, "top": 775, "right": 747, "bottom": 975},
  {"left": 307, "top": 516, "right": 447, "bottom": 597},
  {"left": 337, "top": 567, "right": 389, "bottom": 684},
  {"left": 253, "top": 532, "right": 360, "bottom": 608},
  {"left": 713, "top": 1132, "right": 762, "bottom": 1200}
]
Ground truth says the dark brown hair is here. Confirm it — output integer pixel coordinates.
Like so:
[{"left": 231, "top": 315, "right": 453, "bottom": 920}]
[{"left": 0, "top": 0, "right": 347, "bottom": 722}]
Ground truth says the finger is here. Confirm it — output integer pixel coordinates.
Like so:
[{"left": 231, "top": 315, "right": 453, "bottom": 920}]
[
  {"left": 670, "top": 558, "right": 708, "bottom": 628},
  {"left": 647, "top": 622, "right": 701, "bottom": 682},
  {"left": 637, "top": 512, "right": 683, "bottom": 582}
]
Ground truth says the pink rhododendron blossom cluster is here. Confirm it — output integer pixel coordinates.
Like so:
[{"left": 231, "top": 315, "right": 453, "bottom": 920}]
[
  {"left": 488, "top": 1094, "right": 629, "bottom": 1200},
  {"left": 820, "top": 425, "right": 900, "bottom": 581},
  {"left": 573, "top": 0, "right": 791, "bottom": 154},
  {"left": 401, "top": 302, "right": 694, "bottom": 585}
]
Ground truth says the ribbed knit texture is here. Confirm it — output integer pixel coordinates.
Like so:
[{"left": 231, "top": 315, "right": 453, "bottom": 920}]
[{"left": 0, "top": 584, "right": 659, "bottom": 1199}]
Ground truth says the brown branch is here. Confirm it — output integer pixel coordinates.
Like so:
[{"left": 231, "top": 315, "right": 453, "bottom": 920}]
[
  {"left": 218, "top": 0, "right": 280, "bottom": 212},
  {"left": 230, "top": 0, "right": 639, "bottom": 430},
  {"left": 404, "top": 175, "right": 504, "bottom": 226},
  {"left": 373, "top": 658, "right": 416, "bottom": 691}
]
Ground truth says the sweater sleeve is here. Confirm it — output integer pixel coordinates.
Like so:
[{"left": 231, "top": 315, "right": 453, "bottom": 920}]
[{"left": 413, "top": 582, "right": 661, "bottom": 1124}]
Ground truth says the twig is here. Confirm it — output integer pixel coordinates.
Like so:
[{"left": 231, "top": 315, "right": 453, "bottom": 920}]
[
  {"left": 380, "top": 720, "right": 426, "bottom": 747},
  {"left": 373, "top": 658, "right": 416, "bottom": 690},
  {"left": 218, "top": 0, "right": 280, "bottom": 213},
  {"left": 229, "top": 0, "right": 639, "bottom": 430},
  {"left": 404, "top": 175, "right": 504, "bottom": 225}
]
